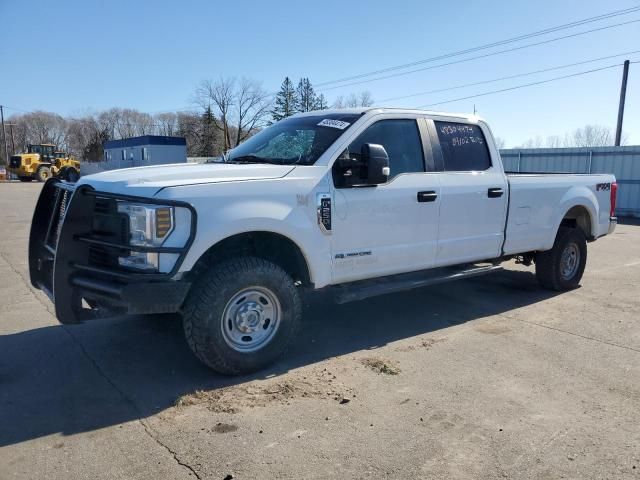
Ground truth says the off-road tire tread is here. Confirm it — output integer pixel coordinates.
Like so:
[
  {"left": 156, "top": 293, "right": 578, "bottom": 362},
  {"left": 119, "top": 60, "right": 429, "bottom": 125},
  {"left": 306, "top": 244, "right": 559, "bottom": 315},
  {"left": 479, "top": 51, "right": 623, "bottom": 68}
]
[
  {"left": 182, "top": 256, "right": 301, "bottom": 375},
  {"left": 535, "top": 226, "right": 587, "bottom": 291}
]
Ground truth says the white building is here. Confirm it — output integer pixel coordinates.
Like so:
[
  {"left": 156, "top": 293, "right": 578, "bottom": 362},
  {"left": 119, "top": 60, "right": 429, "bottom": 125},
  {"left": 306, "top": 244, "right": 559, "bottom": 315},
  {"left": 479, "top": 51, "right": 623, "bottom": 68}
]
[{"left": 103, "top": 136, "right": 187, "bottom": 167}]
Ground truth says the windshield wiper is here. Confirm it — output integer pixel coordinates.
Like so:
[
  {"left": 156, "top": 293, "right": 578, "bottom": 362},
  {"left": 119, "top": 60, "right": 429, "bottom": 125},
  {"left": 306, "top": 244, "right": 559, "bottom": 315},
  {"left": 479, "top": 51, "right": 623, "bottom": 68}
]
[{"left": 228, "top": 155, "right": 279, "bottom": 164}]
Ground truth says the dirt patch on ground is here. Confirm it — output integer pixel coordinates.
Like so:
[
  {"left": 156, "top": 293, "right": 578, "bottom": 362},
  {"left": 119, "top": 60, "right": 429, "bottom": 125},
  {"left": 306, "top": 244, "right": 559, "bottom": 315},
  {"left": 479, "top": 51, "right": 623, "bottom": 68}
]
[
  {"left": 360, "top": 356, "right": 401, "bottom": 375},
  {"left": 395, "top": 337, "right": 446, "bottom": 352},
  {"left": 211, "top": 423, "right": 238, "bottom": 433},
  {"left": 176, "top": 368, "right": 355, "bottom": 413}
]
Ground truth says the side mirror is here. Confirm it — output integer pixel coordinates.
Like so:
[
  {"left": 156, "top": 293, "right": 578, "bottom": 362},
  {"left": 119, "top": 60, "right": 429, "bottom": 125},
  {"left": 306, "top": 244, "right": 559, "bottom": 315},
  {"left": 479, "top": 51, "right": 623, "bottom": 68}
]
[{"left": 360, "top": 143, "right": 389, "bottom": 185}]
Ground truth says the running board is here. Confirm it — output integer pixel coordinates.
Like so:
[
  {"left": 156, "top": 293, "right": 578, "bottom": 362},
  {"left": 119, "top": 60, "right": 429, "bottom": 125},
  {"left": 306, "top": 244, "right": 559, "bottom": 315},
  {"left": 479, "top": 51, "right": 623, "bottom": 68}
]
[{"left": 334, "top": 264, "right": 503, "bottom": 304}]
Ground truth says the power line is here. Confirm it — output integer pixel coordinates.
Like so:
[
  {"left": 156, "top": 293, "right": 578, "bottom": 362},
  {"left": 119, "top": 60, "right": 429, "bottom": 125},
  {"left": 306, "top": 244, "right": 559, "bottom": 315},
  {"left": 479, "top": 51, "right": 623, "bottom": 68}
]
[
  {"left": 376, "top": 50, "right": 640, "bottom": 104},
  {"left": 415, "top": 62, "right": 630, "bottom": 108},
  {"left": 316, "top": 6, "right": 640, "bottom": 87},
  {"left": 319, "top": 18, "right": 640, "bottom": 92},
  {"left": 0, "top": 104, "right": 35, "bottom": 114}
]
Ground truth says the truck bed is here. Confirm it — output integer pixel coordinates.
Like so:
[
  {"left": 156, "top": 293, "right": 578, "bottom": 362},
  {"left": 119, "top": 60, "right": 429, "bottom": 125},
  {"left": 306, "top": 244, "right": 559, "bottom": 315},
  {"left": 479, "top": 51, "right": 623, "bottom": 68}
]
[{"left": 502, "top": 172, "right": 615, "bottom": 255}]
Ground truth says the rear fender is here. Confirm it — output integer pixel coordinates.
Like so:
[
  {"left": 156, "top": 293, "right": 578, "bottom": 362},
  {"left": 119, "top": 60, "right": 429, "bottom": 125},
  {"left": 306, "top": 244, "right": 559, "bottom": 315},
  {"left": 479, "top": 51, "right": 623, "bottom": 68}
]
[{"left": 547, "top": 186, "right": 598, "bottom": 249}]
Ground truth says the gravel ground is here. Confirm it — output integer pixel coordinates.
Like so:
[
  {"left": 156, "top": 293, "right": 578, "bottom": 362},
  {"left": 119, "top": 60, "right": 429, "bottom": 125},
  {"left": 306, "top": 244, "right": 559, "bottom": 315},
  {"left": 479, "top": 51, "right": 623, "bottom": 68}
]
[{"left": 1, "top": 182, "right": 638, "bottom": 479}]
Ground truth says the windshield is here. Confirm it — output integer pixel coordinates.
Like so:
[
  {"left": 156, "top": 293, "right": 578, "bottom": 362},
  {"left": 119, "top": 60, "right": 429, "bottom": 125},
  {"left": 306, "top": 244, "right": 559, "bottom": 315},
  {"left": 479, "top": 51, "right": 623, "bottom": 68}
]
[{"left": 227, "top": 113, "right": 360, "bottom": 165}]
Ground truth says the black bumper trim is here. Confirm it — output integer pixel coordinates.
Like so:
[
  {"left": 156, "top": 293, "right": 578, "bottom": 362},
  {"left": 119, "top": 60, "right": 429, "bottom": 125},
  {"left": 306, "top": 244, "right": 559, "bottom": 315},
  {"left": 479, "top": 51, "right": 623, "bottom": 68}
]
[{"left": 71, "top": 276, "right": 191, "bottom": 315}]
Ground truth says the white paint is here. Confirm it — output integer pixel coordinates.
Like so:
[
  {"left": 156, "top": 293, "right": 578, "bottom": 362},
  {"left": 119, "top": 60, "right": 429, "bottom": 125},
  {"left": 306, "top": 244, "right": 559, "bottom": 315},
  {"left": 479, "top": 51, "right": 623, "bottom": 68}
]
[{"left": 77, "top": 108, "right": 617, "bottom": 289}]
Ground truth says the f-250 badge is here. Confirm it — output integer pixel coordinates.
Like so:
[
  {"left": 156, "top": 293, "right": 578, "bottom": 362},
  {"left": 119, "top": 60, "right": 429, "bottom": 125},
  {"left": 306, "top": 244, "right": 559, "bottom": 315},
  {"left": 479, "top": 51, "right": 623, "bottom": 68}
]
[{"left": 596, "top": 182, "right": 611, "bottom": 191}]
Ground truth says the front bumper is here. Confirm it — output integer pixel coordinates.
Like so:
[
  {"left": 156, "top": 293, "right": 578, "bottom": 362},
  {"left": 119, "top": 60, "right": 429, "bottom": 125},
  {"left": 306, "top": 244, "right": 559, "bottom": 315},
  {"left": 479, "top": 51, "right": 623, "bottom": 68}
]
[
  {"left": 608, "top": 216, "right": 617, "bottom": 235},
  {"left": 29, "top": 179, "right": 196, "bottom": 324}
]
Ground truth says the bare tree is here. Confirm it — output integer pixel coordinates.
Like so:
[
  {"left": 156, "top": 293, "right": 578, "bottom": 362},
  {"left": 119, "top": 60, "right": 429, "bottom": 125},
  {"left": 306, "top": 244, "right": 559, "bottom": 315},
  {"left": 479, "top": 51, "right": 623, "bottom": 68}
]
[
  {"left": 196, "top": 78, "right": 234, "bottom": 150},
  {"left": 494, "top": 137, "right": 506, "bottom": 149},
  {"left": 155, "top": 112, "right": 178, "bottom": 136},
  {"left": 569, "top": 125, "right": 613, "bottom": 147},
  {"left": 12, "top": 111, "right": 67, "bottom": 148},
  {"left": 516, "top": 125, "right": 627, "bottom": 149},
  {"left": 345, "top": 93, "right": 359, "bottom": 108},
  {"left": 66, "top": 116, "right": 98, "bottom": 157},
  {"left": 196, "top": 77, "right": 271, "bottom": 150},
  {"left": 545, "top": 135, "right": 563, "bottom": 148},
  {"left": 518, "top": 136, "right": 544, "bottom": 149},
  {"left": 234, "top": 78, "right": 271, "bottom": 145},
  {"left": 97, "top": 109, "right": 119, "bottom": 139},
  {"left": 132, "top": 111, "right": 154, "bottom": 135},
  {"left": 332, "top": 91, "right": 374, "bottom": 108},
  {"left": 359, "top": 91, "right": 374, "bottom": 107}
]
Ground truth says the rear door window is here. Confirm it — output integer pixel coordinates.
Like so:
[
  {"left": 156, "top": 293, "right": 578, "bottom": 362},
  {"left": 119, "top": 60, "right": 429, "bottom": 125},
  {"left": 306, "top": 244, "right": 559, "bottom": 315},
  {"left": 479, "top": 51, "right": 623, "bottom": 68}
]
[{"left": 434, "top": 121, "right": 491, "bottom": 172}]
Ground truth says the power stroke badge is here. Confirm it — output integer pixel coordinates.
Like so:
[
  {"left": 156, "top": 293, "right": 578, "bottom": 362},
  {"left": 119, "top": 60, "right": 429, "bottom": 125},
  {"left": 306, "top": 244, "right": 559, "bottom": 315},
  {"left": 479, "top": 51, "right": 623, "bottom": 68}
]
[{"left": 316, "top": 193, "right": 332, "bottom": 234}]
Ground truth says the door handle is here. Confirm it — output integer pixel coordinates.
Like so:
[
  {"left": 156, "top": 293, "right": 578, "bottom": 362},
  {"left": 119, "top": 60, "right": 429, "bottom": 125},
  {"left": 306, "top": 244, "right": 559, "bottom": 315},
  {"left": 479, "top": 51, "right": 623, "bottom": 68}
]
[
  {"left": 488, "top": 188, "right": 504, "bottom": 198},
  {"left": 417, "top": 191, "right": 438, "bottom": 203}
]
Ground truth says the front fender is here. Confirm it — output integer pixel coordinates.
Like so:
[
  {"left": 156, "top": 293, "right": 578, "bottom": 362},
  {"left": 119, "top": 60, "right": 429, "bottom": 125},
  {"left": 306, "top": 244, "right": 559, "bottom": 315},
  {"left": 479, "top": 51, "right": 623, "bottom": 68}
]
[{"left": 176, "top": 198, "right": 330, "bottom": 288}]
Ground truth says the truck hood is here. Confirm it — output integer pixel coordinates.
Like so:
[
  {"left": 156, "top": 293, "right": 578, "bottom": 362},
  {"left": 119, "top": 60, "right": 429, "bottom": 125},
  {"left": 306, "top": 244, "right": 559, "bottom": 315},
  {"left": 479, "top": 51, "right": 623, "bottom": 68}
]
[{"left": 78, "top": 162, "right": 296, "bottom": 196}]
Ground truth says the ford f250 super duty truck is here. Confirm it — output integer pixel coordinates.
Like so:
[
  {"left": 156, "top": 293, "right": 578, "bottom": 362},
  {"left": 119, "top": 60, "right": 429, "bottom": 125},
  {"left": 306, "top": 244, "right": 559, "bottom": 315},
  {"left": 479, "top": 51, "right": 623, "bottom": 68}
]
[{"left": 29, "top": 108, "right": 618, "bottom": 374}]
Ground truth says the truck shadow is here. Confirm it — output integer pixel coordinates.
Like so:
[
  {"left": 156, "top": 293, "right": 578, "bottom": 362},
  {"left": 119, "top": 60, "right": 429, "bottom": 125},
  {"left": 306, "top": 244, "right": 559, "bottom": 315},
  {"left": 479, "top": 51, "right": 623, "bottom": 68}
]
[{"left": 0, "top": 268, "right": 559, "bottom": 447}]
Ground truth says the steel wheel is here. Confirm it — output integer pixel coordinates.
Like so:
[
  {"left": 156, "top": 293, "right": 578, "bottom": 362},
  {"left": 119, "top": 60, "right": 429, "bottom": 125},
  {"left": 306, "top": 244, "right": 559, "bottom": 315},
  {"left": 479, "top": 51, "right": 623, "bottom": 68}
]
[
  {"left": 560, "top": 242, "right": 580, "bottom": 280},
  {"left": 221, "top": 286, "right": 281, "bottom": 352}
]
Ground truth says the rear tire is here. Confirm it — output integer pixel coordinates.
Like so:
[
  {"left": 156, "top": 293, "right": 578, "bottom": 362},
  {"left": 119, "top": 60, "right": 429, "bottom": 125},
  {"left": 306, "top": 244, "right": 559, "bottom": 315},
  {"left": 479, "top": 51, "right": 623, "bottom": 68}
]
[
  {"left": 36, "top": 166, "right": 51, "bottom": 182},
  {"left": 535, "top": 226, "right": 587, "bottom": 291},
  {"left": 181, "top": 257, "right": 301, "bottom": 375}
]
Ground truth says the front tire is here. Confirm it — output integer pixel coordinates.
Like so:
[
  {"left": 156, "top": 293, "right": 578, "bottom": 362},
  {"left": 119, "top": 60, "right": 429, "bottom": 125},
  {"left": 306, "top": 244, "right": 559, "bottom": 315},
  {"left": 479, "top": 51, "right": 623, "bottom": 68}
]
[
  {"left": 182, "top": 257, "right": 301, "bottom": 375},
  {"left": 36, "top": 166, "right": 51, "bottom": 182},
  {"left": 535, "top": 227, "right": 587, "bottom": 291}
]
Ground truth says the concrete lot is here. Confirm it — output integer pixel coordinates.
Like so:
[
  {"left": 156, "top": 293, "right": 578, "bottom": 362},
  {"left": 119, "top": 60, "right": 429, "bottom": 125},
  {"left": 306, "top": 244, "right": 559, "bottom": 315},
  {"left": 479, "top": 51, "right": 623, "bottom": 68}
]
[{"left": 0, "top": 182, "right": 639, "bottom": 480}]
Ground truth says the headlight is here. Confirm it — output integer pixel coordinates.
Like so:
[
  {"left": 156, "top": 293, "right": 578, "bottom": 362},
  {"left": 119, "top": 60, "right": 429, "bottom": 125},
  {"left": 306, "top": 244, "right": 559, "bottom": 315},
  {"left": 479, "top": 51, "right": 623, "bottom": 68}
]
[
  {"left": 116, "top": 202, "right": 191, "bottom": 272},
  {"left": 117, "top": 203, "right": 174, "bottom": 247}
]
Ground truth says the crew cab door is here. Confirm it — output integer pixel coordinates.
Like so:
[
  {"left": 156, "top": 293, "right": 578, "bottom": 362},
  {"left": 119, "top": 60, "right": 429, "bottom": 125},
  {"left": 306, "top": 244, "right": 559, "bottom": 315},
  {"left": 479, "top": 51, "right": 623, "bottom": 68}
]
[
  {"left": 329, "top": 116, "right": 440, "bottom": 284},
  {"left": 429, "top": 119, "right": 508, "bottom": 266}
]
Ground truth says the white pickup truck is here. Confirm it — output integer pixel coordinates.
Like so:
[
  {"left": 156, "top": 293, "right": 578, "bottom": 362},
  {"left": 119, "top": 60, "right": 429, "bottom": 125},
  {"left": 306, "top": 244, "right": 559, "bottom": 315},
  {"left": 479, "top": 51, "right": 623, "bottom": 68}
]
[{"left": 29, "top": 108, "right": 618, "bottom": 374}]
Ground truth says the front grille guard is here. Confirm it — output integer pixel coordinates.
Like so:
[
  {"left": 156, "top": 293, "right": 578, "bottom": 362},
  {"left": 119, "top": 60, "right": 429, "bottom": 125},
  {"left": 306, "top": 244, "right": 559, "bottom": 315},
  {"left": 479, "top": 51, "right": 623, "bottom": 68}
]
[
  {"left": 29, "top": 179, "right": 76, "bottom": 300},
  {"left": 29, "top": 178, "right": 197, "bottom": 324}
]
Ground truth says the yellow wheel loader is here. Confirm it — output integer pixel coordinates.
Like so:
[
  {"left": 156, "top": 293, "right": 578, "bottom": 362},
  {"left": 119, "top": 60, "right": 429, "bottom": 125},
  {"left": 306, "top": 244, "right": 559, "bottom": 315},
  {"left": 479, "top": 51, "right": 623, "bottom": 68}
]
[{"left": 8, "top": 144, "right": 80, "bottom": 182}]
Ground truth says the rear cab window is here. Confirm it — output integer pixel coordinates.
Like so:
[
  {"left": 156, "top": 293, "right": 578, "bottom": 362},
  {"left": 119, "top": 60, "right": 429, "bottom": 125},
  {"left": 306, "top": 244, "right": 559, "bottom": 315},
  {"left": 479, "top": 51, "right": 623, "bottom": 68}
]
[{"left": 434, "top": 121, "right": 491, "bottom": 172}]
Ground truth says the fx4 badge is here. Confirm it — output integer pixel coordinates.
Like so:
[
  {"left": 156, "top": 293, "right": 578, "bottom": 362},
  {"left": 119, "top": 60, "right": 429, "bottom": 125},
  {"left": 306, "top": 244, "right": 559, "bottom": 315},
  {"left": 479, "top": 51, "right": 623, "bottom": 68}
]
[
  {"left": 316, "top": 193, "right": 331, "bottom": 234},
  {"left": 596, "top": 183, "right": 611, "bottom": 191}
]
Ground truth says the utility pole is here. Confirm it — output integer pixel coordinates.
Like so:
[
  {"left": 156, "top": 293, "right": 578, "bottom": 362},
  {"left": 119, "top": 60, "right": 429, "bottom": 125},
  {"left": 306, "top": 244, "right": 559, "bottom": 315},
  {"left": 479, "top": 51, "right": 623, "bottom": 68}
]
[
  {"left": 0, "top": 105, "right": 8, "bottom": 165},
  {"left": 615, "top": 60, "right": 630, "bottom": 147},
  {"left": 6, "top": 123, "right": 16, "bottom": 154}
]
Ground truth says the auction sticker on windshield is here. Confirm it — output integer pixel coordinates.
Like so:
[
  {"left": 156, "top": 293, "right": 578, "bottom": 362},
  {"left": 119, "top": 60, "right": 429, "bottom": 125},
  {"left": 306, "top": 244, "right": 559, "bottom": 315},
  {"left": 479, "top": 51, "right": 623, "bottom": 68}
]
[{"left": 317, "top": 119, "right": 350, "bottom": 130}]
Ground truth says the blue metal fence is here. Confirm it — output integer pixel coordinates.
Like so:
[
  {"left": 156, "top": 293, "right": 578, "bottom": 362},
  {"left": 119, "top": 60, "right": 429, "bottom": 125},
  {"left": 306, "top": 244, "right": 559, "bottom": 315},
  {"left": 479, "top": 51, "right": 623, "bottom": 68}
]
[{"left": 500, "top": 146, "right": 640, "bottom": 217}]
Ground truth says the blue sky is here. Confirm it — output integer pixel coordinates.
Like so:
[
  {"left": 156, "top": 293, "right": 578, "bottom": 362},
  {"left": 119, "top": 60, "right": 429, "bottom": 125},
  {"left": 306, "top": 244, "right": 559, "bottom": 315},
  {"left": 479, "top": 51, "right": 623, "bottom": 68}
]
[{"left": 1, "top": 0, "right": 639, "bottom": 146}]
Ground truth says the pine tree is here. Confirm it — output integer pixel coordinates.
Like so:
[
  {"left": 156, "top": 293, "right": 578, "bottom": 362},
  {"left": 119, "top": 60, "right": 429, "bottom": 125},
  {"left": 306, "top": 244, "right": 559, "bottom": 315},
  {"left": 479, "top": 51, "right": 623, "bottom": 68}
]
[
  {"left": 199, "top": 105, "right": 216, "bottom": 156},
  {"left": 296, "top": 78, "right": 317, "bottom": 113},
  {"left": 271, "top": 77, "right": 297, "bottom": 123}
]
